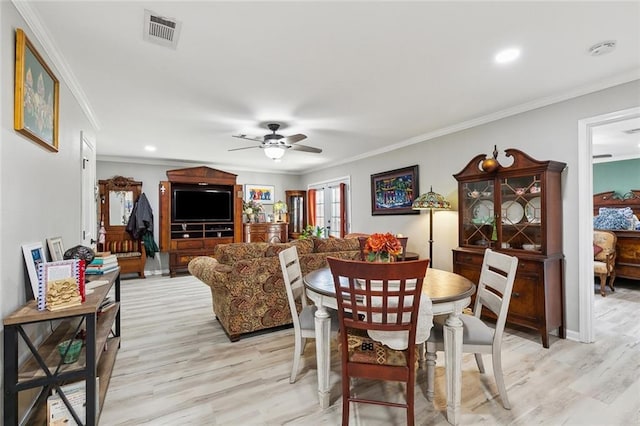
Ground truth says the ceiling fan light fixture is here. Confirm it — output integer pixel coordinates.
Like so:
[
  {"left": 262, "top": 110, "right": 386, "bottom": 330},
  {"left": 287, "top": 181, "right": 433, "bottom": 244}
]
[{"left": 264, "top": 145, "right": 286, "bottom": 160}]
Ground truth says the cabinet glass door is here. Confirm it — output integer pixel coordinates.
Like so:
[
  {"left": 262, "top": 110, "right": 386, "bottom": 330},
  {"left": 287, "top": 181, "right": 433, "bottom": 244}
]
[
  {"left": 286, "top": 191, "right": 307, "bottom": 237},
  {"left": 460, "top": 179, "right": 496, "bottom": 248},
  {"left": 499, "top": 174, "right": 542, "bottom": 252}
]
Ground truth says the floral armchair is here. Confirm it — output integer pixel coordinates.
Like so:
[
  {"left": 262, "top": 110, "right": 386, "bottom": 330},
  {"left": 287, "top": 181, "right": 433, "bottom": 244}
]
[{"left": 593, "top": 230, "right": 617, "bottom": 296}]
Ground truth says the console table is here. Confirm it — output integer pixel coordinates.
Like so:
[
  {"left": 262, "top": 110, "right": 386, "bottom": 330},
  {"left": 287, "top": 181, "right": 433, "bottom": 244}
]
[
  {"left": 3, "top": 270, "right": 121, "bottom": 425},
  {"left": 243, "top": 222, "right": 288, "bottom": 243}
]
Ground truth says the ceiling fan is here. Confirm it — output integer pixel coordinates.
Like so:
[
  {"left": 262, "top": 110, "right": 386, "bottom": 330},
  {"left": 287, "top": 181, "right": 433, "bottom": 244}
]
[{"left": 230, "top": 123, "right": 322, "bottom": 160}]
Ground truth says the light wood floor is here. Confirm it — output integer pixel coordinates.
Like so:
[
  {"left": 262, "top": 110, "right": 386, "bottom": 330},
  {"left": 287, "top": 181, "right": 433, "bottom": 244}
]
[{"left": 100, "top": 275, "right": 640, "bottom": 425}]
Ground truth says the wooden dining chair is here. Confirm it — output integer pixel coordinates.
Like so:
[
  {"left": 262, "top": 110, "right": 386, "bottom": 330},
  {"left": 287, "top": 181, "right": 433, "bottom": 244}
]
[
  {"left": 425, "top": 248, "right": 518, "bottom": 409},
  {"left": 327, "top": 257, "right": 430, "bottom": 426},
  {"left": 278, "top": 246, "right": 339, "bottom": 383}
]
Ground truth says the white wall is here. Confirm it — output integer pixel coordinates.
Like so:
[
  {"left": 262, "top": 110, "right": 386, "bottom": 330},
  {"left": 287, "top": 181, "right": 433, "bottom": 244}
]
[
  {"left": 97, "top": 160, "right": 302, "bottom": 274},
  {"left": 302, "top": 80, "right": 640, "bottom": 336},
  {"left": 1, "top": 2, "right": 98, "bottom": 417}
]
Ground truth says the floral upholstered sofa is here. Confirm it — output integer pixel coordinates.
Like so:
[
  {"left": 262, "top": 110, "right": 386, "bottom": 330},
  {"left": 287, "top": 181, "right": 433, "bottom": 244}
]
[{"left": 188, "top": 237, "right": 360, "bottom": 341}]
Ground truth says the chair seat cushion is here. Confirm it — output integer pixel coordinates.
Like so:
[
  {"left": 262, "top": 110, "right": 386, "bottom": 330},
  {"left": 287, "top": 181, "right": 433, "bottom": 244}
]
[
  {"left": 593, "top": 261, "right": 608, "bottom": 274},
  {"left": 115, "top": 251, "right": 143, "bottom": 258},
  {"left": 428, "top": 314, "right": 494, "bottom": 346},
  {"left": 340, "top": 328, "right": 408, "bottom": 366}
]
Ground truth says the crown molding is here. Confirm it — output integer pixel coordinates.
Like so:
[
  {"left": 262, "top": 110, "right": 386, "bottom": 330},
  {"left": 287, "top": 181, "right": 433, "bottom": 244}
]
[
  {"left": 12, "top": 0, "right": 101, "bottom": 131},
  {"left": 307, "top": 71, "right": 640, "bottom": 174},
  {"left": 97, "top": 155, "right": 301, "bottom": 175}
]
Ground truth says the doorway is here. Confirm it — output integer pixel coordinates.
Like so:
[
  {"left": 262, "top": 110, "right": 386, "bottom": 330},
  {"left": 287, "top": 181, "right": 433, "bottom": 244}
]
[
  {"left": 81, "top": 131, "right": 97, "bottom": 247},
  {"left": 577, "top": 106, "right": 640, "bottom": 343}
]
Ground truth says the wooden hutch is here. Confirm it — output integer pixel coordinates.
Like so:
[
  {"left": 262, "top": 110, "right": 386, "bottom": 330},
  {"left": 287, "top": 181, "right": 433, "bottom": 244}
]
[
  {"left": 453, "top": 148, "right": 566, "bottom": 348},
  {"left": 98, "top": 176, "right": 146, "bottom": 278},
  {"left": 159, "top": 166, "right": 243, "bottom": 277}
]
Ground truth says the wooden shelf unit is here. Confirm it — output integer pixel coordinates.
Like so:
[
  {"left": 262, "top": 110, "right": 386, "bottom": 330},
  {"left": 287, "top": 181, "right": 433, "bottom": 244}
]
[
  {"left": 159, "top": 166, "right": 243, "bottom": 277},
  {"left": 3, "top": 270, "right": 121, "bottom": 426},
  {"left": 453, "top": 148, "right": 566, "bottom": 348}
]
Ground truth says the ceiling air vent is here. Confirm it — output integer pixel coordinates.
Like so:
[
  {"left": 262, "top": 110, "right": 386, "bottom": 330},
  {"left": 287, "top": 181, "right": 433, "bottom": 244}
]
[
  {"left": 592, "top": 154, "right": 613, "bottom": 159},
  {"left": 143, "top": 9, "right": 182, "bottom": 49}
]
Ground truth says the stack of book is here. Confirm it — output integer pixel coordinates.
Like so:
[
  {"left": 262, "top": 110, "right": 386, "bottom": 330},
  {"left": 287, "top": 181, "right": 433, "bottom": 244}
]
[
  {"left": 47, "top": 378, "right": 99, "bottom": 425},
  {"left": 86, "top": 252, "right": 119, "bottom": 275}
]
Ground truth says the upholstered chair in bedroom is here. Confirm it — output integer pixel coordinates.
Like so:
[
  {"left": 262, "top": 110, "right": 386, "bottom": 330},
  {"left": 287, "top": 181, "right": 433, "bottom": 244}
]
[{"left": 593, "top": 230, "right": 617, "bottom": 297}]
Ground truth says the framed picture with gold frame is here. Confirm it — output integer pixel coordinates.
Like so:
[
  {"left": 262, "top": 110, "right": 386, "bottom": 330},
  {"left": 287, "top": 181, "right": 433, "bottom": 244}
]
[{"left": 14, "top": 28, "right": 59, "bottom": 152}]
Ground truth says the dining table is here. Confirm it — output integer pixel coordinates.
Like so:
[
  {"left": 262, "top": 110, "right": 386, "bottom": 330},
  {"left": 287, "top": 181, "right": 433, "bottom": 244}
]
[{"left": 303, "top": 266, "right": 475, "bottom": 426}]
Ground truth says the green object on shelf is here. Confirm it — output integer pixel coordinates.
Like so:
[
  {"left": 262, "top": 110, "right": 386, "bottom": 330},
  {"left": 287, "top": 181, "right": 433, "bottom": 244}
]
[{"left": 57, "top": 339, "right": 82, "bottom": 364}]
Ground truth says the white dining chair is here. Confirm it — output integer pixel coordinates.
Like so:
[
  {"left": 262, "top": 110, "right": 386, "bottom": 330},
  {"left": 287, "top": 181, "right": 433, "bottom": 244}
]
[
  {"left": 278, "top": 246, "right": 338, "bottom": 383},
  {"left": 425, "top": 248, "right": 518, "bottom": 409}
]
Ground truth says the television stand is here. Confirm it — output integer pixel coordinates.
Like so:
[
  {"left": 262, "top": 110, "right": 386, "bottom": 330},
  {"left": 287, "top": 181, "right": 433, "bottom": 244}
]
[{"left": 159, "top": 166, "right": 243, "bottom": 277}]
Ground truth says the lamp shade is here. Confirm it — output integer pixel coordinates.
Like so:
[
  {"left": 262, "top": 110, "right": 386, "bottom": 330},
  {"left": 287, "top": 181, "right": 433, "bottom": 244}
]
[
  {"left": 273, "top": 200, "right": 287, "bottom": 213},
  {"left": 412, "top": 186, "right": 451, "bottom": 210},
  {"left": 264, "top": 145, "right": 286, "bottom": 160}
]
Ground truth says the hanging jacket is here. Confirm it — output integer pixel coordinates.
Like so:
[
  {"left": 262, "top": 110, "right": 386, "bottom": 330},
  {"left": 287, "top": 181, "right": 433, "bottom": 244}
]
[{"left": 126, "top": 193, "right": 159, "bottom": 258}]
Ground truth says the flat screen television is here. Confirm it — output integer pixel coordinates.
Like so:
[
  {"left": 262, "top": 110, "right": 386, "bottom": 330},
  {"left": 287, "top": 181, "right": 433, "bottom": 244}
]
[{"left": 172, "top": 185, "right": 233, "bottom": 222}]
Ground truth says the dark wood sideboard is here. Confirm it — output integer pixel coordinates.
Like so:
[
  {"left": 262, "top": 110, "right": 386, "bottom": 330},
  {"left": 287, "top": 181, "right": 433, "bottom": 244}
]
[{"left": 243, "top": 223, "right": 288, "bottom": 243}]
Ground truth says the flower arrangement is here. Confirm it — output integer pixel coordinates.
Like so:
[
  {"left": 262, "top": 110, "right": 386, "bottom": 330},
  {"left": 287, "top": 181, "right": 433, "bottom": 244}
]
[
  {"left": 365, "top": 232, "right": 402, "bottom": 262},
  {"left": 243, "top": 199, "right": 264, "bottom": 216}
]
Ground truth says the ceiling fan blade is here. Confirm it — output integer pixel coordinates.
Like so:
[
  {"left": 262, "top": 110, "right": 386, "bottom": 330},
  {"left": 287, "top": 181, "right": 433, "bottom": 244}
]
[
  {"left": 283, "top": 134, "right": 307, "bottom": 144},
  {"left": 228, "top": 146, "right": 260, "bottom": 152},
  {"left": 291, "top": 144, "right": 322, "bottom": 154},
  {"left": 232, "top": 134, "right": 264, "bottom": 143}
]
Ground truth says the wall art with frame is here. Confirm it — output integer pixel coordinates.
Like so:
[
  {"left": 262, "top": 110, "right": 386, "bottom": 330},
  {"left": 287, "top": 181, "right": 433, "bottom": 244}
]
[
  {"left": 244, "top": 184, "right": 275, "bottom": 205},
  {"left": 370, "top": 165, "right": 420, "bottom": 215},
  {"left": 14, "top": 28, "right": 60, "bottom": 152}
]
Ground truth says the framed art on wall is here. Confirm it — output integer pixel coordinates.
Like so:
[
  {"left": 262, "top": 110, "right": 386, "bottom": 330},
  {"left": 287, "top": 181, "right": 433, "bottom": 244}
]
[
  {"left": 370, "top": 165, "right": 420, "bottom": 215},
  {"left": 244, "top": 184, "right": 275, "bottom": 205},
  {"left": 14, "top": 28, "right": 60, "bottom": 152}
]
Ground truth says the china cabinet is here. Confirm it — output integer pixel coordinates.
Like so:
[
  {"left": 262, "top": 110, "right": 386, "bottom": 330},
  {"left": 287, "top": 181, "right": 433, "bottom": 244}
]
[
  {"left": 453, "top": 148, "right": 566, "bottom": 348},
  {"left": 285, "top": 190, "right": 307, "bottom": 240}
]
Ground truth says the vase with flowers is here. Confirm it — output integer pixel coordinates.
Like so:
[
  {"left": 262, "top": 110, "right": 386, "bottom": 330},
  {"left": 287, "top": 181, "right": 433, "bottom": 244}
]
[
  {"left": 364, "top": 232, "right": 403, "bottom": 262},
  {"left": 243, "top": 199, "right": 264, "bottom": 223}
]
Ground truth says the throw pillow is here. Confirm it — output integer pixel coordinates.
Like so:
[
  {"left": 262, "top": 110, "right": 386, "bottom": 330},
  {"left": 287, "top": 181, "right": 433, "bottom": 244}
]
[{"left": 593, "top": 244, "right": 603, "bottom": 256}]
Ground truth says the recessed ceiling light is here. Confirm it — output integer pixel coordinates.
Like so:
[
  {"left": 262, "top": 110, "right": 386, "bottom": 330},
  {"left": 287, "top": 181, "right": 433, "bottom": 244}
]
[
  {"left": 494, "top": 48, "right": 520, "bottom": 64},
  {"left": 144, "top": 145, "right": 156, "bottom": 152}
]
